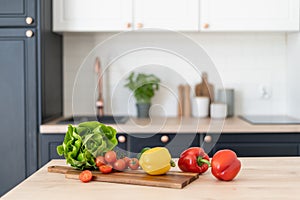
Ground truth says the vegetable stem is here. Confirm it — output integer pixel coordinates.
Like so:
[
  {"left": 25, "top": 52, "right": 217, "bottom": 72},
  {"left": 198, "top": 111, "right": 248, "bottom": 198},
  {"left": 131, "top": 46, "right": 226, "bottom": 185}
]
[
  {"left": 197, "top": 157, "right": 211, "bottom": 167},
  {"left": 170, "top": 160, "right": 176, "bottom": 167}
]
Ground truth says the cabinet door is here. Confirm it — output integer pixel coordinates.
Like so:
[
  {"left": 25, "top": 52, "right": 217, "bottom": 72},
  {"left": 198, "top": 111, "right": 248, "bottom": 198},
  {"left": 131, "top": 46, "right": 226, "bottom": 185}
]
[
  {"left": 53, "top": 0, "right": 133, "bottom": 31},
  {"left": 134, "top": 0, "right": 199, "bottom": 31},
  {"left": 0, "top": 0, "right": 36, "bottom": 27},
  {"left": 0, "top": 28, "right": 37, "bottom": 196},
  {"left": 202, "top": 133, "right": 300, "bottom": 157},
  {"left": 214, "top": 143, "right": 299, "bottom": 157},
  {"left": 128, "top": 134, "right": 200, "bottom": 157},
  {"left": 39, "top": 134, "right": 65, "bottom": 167},
  {"left": 200, "top": 0, "right": 299, "bottom": 31}
]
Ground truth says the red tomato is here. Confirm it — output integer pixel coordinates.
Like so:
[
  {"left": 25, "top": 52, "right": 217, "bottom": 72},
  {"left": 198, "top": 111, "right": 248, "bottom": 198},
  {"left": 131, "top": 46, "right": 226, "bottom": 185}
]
[
  {"left": 128, "top": 158, "right": 139, "bottom": 170},
  {"left": 79, "top": 170, "right": 93, "bottom": 183},
  {"left": 123, "top": 157, "right": 131, "bottom": 168},
  {"left": 113, "top": 159, "right": 126, "bottom": 171},
  {"left": 105, "top": 151, "right": 117, "bottom": 163},
  {"left": 99, "top": 165, "right": 113, "bottom": 174},
  {"left": 95, "top": 156, "right": 106, "bottom": 167}
]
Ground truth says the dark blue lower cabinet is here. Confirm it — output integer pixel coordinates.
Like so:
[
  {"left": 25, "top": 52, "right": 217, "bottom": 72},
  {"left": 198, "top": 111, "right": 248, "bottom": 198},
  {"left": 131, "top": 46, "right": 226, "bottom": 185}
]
[
  {"left": 127, "top": 133, "right": 200, "bottom": 158},
  {"left": 0, "top": 29, "right": 38, "bottom": 197},
  {"left": 203, "top": 133, "right": 300, "bottom": 157},
  {"left": 39, "top": 134, "right": 65, "bottom": 167},
  {"left": 39, "top": 132, "right": 300, "bottom": 171},
  {"left": 214, "top": 143, "right": 298, "bottom": 157}
]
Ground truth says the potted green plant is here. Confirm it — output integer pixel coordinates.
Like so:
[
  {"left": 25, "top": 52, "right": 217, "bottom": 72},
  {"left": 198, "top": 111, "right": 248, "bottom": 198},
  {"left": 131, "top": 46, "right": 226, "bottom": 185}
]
[{"left": 124, "top": 72, "right": 160, "bottom": 118}]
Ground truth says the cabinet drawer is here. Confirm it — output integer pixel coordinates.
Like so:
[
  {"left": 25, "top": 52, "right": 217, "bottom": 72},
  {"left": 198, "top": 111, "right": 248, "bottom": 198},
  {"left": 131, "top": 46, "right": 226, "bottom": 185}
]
[
  {"left": 202, "top": 133, "right": 300, "bottom": 157},
  {"left": 214, "top": 143, "right": 299, "bottom": 157},
  {"left": 128, "top": 133, "right": 199, "bottom": 157},
  {"left": 115, "top": 133, "right": 129, "bottom": 157}
]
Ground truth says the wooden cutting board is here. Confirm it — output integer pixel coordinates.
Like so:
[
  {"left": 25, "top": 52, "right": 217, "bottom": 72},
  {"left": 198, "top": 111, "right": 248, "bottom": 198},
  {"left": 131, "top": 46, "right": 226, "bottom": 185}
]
[{"left": 48, "top": 166, "right": 199, "bottom": 189}]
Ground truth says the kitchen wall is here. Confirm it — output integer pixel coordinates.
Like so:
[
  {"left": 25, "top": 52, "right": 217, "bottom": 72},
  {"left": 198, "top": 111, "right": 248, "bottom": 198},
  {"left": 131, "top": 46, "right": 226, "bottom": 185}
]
[
  {"left": 63, "top": 32, "right": 287, "bottom": 117},
  {"left": 287, "top": 33, "right": 300, "bottom": 119}
]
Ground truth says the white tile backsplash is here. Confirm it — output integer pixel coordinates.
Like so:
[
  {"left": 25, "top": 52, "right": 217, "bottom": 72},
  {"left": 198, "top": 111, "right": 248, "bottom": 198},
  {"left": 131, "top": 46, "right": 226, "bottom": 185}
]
[
  {"left": 63, "top": 32, "right": 288, "bottom": 117},
  {"left": 287, "top": 33, "right": 300, "bottom": 119}
]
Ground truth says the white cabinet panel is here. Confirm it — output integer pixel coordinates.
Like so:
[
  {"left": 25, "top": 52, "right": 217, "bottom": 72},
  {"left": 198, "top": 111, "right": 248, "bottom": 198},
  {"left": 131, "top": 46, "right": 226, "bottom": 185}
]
[
  {"left": 53, "top": 0, "right": 132, "bottom": 31},
  {"left": 200, "top": 0, "right": 299, "bottom": 31},
  {"left": 134, "top": 0, "right": 199, "bottom": 31},
  {"left": 53, "top": 0, "right": 299, "bottom": 32}
]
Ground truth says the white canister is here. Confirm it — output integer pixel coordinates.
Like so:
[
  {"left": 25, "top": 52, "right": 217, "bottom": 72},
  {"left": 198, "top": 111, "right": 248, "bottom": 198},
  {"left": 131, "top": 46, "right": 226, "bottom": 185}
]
[
  {"left": 210, "top": 103, "right": 227, "bottom": 119},
  {"left": 192, "top": 97, "right": 210, "bottom": 118}
]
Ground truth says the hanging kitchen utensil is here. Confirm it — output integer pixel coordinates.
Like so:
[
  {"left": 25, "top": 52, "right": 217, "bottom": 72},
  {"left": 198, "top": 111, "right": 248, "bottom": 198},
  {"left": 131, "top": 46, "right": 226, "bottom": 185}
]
[{"left": 95, "top": 57, "right": 104, "bottom": 116}]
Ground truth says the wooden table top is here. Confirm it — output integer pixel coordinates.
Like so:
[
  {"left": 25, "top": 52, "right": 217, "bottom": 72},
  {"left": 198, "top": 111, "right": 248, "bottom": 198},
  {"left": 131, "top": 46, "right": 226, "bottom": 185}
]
[{"left": 2, "top": 157, "right": 300, "bottom": 200}]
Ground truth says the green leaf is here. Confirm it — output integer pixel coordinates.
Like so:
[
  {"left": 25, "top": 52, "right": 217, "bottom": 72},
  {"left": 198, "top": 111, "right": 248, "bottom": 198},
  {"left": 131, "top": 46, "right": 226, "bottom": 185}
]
[
  {"left": 56, "top": 145, "right": 64, "bottom": 156},
  {"left": 124, "top": 72, "right": 160, "bottom": 103},
  {"left": 56, "top": 122, "right": 118, "bottom": 170}
]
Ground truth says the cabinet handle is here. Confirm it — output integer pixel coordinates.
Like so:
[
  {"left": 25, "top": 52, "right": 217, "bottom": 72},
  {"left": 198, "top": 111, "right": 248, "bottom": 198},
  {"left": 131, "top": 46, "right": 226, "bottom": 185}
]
[
  {"left": 160, "top": 135, "right": 169, "bottom": 143},
  {"left": 25, "top": 30, "right": 34, "bottom": 38},
  {"left": 26, "top": 17, "right": 34, "bottom": 25},
  {"left": 203, "top": 23, "right": 210, "bottom": 29},
  {"left": 118, "top": 135, "right": 126, "bottom": 143},
  {"left": 136, "top": 23, "right": 143, "bottom": 29},
  {"left": 126, "top": 23, "right": 131, "bottom": 28},
  {"left": 204, "top": 135, "right": 212, "bottom": 143}
]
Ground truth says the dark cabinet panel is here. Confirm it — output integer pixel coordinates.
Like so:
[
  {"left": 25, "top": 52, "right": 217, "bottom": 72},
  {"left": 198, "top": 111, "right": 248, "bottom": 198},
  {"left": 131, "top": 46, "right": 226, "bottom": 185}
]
[
  {"left": 128, "top": 133, "right": 200, "bottom": 157},
  {"left": 0, "top": 0, "right": 36, "bottom": 27},
  {"left": 214, "top": 143, "right": 298, "bottom": 157},
  {"left": 0, "top": 28, "right": 37, "bottom": 196},
  {"left": 0, "top": 0, "right": 24, "bottom": 14},
  {"left": 40, "top": 0, "right": 63, "bottom": 122},
  {"left": 39, "top": 134, "right": 64, "bottom": 167},
  {"left": 0, "top": 0, "right": 62, "bottom": 197},
  {"left": 203, "top": 133, "right": 300, "bottom": 157}
]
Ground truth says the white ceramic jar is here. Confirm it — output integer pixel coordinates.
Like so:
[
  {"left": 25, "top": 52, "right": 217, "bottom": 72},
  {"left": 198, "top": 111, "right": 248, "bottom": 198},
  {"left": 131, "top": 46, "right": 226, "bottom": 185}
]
[
  {"left": 192, "top": 97, "right": 210, "bottom": 118},
  {"left": 210, "top": 103, "right": 227, "bottom": 119}
]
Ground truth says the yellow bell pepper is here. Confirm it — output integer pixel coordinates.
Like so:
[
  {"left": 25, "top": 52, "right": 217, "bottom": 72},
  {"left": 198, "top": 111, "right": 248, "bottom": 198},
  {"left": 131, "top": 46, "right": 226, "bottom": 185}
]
[{"left": 139, "top": 147, "right": 172, "bottom": 175}]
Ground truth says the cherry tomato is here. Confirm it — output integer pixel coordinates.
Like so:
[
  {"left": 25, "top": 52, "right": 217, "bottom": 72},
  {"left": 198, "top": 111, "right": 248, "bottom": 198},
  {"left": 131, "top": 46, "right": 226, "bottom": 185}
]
[
  {"left": 79, "top": 170, "right": 93, "bottom": 183},
  {"left": 105, "top": 151, "right": 117, "bottom": 163},
  {"left": 113, "top": 159, "right": 126, "bottom": 171},
  {"left": 95, "top": 156, "right": 106, "bottom": 167},
  {"left": 128, "top": 158, "right": 139, "bottom": 170},
  {"left": 99, "top": 165, "right": 113, "bottom": 174},
  {"left": 123, "top": 156, "right": 131, "bottom": 168}
]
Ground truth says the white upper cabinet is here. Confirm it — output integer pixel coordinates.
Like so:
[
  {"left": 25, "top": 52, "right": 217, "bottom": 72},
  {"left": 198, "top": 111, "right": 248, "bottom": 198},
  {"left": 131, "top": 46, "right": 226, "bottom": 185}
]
[
  {"left": 53, "top": 0, "right": 299, "bottom": 32},
  {"left": 134, "top": 0, "right": 199, "bottom": 31},
  {"left": 53, "top": 0, "right": 133, "bottom": 31},
  {"left": 200, "top": 0, "right": 300, "bottom": 31},
  {"left": 53, "top": 0, "right": 198, "bottom": 31}
]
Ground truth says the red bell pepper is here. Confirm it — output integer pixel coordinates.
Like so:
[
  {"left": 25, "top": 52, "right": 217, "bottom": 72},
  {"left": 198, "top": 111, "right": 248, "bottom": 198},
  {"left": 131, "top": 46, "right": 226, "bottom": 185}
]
[
  {"left": 178, "top": 147, "right": 210, "bottom": 174},
  {"left": 211, "top": 149, "right": 241, "bottom": 181}
]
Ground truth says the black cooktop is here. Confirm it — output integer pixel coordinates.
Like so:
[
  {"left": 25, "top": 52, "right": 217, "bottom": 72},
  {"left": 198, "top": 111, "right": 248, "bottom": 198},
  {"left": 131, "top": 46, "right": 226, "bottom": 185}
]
[{"left": 239, "top": 115, "right": 300, "bottom": 125}]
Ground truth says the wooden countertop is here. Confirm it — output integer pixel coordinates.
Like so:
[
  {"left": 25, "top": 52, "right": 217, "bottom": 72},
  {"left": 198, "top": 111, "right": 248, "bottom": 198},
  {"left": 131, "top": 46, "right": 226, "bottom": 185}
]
[
  {"left": 40, "top": 116, "right": 300, "bottom": 134},
  {"left": 2, "top": 158, "right": 300, "bottom": 200}
]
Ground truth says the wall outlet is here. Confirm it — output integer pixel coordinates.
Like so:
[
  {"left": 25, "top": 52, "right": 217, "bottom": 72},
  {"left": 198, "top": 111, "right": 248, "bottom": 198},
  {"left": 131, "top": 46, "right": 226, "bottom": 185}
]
[{"left": 259, "top": 85, "right": 272, "bottom": 99}]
